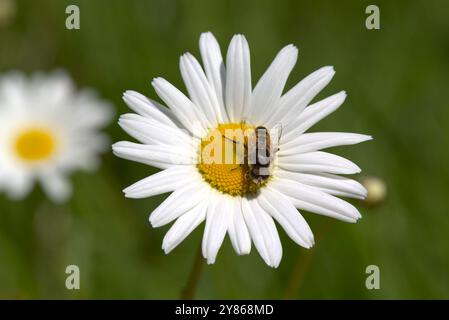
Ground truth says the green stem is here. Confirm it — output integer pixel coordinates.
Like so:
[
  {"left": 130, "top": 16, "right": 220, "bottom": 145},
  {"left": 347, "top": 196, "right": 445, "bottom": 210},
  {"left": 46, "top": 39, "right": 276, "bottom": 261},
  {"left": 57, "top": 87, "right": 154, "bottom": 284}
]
[
  {"left": 284, "top": 221, "right": 332, "bottom": 299},
  {"left": 180, "top": 243, "right": 204, "bottom": 299}
]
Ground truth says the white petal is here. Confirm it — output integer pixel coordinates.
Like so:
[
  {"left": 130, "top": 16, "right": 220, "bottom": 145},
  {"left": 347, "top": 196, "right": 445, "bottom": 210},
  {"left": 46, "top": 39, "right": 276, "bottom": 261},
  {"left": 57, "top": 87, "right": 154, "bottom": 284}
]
[
  {"left": 280, "top": 132, "right": 372, "bottom": 156},
  {"left": 225, "top": 34, "right": 251, "bottom": 122},
  {"left": 267, "top": 66, "right": 335, "bottom": 128},
  {"left": 118, "top": 117, "right": 162, "bottom": 144},
  {"left": 3, "top": 170, "right": 33, "bottom": 200},
  {"left": 123, "top": 90, "right": 181, "bottom": 128},
  {"left": 276, "top": 170, "right": 368, "bottom": 199},
  {"left": 270, "top": 178, "right": 362, "bottom": 222},
  {"left": 70, "top": 90, "right": 114, "bottom": 129},
  {"left": 149, "top": 98, "right": 184, "bottom": 127},
  {"left": 0, "top": 72, "right": 28, "bottom": 111},
  {"left": 227, "top": 197, "right": 251, "bottom": 255},
  {"left": 152, "top": 77, "right": 208, "bottom": 137},
  {"left": 241, "top": 197, "right": 282, "bottom": 268},
  {"left": 278, "top": 151, "right": 361, "bottom": 175},
  {"left": 149, "top": 181, "right": 209, "bottom": 227},
  {"left": 251, "top": 44, "right": 298, "bottom": 125},
  {"left": 199, "top": 32, "right": 228, "bottom": 122},
  {"left": 123, "top": 165, "right": 200, "bottom": 199},
  {"left": 259, "top": 188, "right": 314, "bottom": 248},
  {"left": 112, "top": 141, "right": 196, "bottom": 170},
  {"left": 32, "top": 71, "right": 74, "bottom": 107},
  {"left": 282, "top": 91, "right": 347, "bottom": 143},
  {"left": 39, "top": 170, "right": 72, "bottom": 203},
  {"left": 57, "top": 134, "right": 108, "bottom": 171},
  {"left": 180, "top": 53, "right": 222, "bottom": 127},
  {"left": 202, "top": 193, "right": 230, "bottom": 264},
  {"left": 118, "top": 113, "right": 193, "bottom": 146},
  {"left": 162, "top": 201, "right": 207, "bottom": 254}
]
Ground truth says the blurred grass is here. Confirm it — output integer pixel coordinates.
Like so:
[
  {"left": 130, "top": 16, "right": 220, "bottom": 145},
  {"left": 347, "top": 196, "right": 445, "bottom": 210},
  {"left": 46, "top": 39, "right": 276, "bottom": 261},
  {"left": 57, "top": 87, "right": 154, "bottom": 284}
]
[{"left": 1, "top": 0, "right": 449, "bottom": 299}]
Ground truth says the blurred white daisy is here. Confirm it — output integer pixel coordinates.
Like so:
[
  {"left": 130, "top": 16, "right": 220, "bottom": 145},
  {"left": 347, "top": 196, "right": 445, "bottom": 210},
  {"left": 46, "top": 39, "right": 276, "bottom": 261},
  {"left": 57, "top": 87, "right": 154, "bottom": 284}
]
[
  {"left": 0, "top": 71, "right": 112, "bottom": 202},
  {"left": 113, "top": 32, "right": 372, "bottom": 267}
]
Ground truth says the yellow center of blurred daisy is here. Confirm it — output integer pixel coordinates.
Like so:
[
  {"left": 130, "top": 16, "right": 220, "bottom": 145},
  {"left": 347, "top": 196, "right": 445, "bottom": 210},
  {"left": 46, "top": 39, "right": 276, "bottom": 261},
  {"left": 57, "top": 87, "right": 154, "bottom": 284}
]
[
  {"left": 14, "top": 127, "right": 56, "bottom": 162},
  {"left": 197, "top": 123, "right": 268, "bottom": 196}
]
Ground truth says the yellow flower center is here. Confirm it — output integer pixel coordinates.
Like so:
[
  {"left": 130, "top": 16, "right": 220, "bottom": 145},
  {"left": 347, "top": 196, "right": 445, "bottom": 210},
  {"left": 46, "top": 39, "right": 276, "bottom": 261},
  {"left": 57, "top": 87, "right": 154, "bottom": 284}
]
[
  {"left": 197, "top": 122, "right": 270, "bottom": 196},
  {"left": 14, "top": 127, "right": 57, "bottom": 162}
]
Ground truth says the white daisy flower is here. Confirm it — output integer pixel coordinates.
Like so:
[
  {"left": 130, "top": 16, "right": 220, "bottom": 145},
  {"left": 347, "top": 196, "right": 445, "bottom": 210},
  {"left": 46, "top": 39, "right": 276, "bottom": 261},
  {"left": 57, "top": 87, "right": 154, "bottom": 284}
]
[
  {"left": 0, "top": 71, "right": 113, "bottom": 202},
  {"left": 113, "top": 32, "right": 372, "bottom": 267}
]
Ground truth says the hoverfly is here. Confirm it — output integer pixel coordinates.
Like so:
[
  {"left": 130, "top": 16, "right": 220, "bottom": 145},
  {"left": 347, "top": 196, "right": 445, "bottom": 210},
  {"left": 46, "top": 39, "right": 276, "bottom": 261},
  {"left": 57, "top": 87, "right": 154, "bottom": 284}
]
[{"left": 223, "top": 123, "right": 282, "bottom": 186}]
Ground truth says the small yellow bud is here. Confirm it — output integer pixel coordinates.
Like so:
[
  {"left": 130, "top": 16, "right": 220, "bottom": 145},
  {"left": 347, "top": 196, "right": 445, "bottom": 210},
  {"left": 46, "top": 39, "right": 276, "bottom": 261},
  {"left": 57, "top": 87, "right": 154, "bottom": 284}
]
[
  {"left": 0, "top": 0, "right": 16, "bottom": 28},
  {"left": 360, "top": 176, "right": 387, "bottom": 207}
]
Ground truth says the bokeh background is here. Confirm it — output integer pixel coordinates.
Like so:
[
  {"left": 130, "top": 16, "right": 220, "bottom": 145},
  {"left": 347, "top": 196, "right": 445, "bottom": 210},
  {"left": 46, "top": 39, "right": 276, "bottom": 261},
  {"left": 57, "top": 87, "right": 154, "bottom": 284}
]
[{"left": 1, "top": 0, "right": 448, "bottom": 299}]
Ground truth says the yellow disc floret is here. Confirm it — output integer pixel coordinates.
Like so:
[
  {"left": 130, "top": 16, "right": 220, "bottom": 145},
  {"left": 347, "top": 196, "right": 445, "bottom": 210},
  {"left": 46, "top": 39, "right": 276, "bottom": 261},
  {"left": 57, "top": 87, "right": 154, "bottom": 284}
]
[
  {"left": 14, "top": 127, "right": 57, "bottom": 162},
  {"left": 198, "top": 122, "right": 268, "bottom": 196}
]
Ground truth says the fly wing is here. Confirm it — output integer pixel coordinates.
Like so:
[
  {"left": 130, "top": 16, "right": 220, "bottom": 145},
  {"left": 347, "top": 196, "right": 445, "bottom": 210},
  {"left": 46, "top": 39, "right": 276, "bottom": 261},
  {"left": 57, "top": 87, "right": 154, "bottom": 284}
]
[
  {"left": 247, "top": 129, "right": 257, "bottom": 165},
  {"left": 270, "top": 123, "right": 283, "bottom": 153}
]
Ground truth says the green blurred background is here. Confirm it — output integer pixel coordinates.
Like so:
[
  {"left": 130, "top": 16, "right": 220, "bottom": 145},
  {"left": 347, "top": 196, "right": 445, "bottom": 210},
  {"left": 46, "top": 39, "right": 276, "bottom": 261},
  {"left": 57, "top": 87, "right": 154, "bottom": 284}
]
[{"left": 1, "top": 0, "right": 448, "bottom": 299}]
